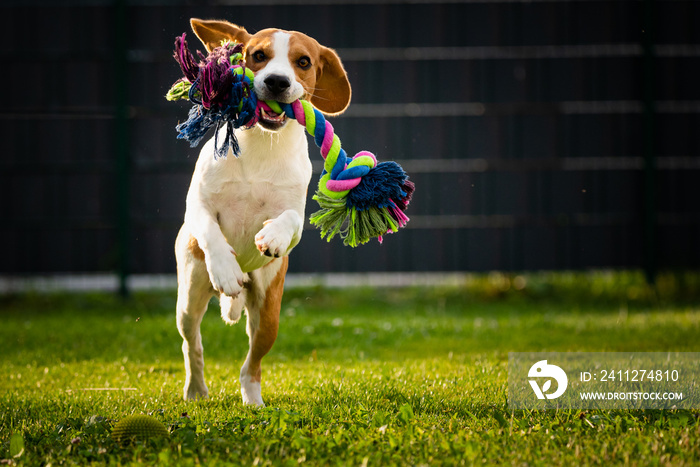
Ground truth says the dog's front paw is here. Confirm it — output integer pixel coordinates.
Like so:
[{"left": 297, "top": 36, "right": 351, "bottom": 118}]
[
  {"left": 206, "top": 246, "right": 245, "bottom": 296},
  {"left": 255, "top": 219, "right": 293, "bottom": 258}
]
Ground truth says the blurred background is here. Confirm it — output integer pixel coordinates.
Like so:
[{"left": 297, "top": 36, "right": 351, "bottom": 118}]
[{"left": 0, "top": 0, "right": 698, "bottom": 293}]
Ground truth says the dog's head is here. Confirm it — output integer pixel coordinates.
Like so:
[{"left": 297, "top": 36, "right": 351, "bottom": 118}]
[{"left": 190, "top": 18, "right": 352, "bottom": 131}]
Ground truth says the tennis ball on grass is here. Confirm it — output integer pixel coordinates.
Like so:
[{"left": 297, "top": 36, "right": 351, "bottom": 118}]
[{"left": 111, "top": 414, "right": 169, "bottom": 445}]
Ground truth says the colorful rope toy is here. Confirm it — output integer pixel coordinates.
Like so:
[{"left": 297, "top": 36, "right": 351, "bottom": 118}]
[{"left": 166, "top": 34, "right": 414, "bottom": 247}]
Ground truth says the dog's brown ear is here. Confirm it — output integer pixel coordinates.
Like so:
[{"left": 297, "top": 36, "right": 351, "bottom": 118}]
[
  {"left": 311, "top": 47, "right": 352, "bottom": 116},
  {"left": 190, "top": 18, "right": 251, "bottom": 52}
]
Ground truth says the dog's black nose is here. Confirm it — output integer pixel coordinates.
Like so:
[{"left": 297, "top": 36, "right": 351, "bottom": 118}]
[{"left": 264, "top": 75, "right": 291, "bottom": 95}]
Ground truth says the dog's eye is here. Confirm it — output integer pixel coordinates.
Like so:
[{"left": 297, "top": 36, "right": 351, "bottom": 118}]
[
  {"left": 297, "top": 56, "right": 311, "bottom": 70},
  {"left": 252, "top": 51, "right": 266, "bottom": 63}
]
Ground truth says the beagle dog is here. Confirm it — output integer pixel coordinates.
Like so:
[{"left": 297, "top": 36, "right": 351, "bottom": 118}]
[{"left": 175, "top": 19, "right": 351, "bottom": 405}]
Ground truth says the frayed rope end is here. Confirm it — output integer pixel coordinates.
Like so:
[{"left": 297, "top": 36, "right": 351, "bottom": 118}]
[{"left": 309, "top": 161, "right": 414, "bottom": 247}]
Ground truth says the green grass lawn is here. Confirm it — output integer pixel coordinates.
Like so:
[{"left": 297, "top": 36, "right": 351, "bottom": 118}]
[{"left": 1, "top": 271, "right": 699, "bottom": 465}]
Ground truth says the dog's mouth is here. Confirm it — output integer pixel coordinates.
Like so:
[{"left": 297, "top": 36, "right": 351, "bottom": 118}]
[{"left": 258, "top": 106, "right": 288, "bottom": 131}]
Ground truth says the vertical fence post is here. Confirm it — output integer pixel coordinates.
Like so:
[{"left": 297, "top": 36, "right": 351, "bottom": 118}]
[
  {"left": 114, "top": 0, "right": 130, "bottom": 297},
  {"left": 642, "top": 0, "right": 657, "bottom": 284}
]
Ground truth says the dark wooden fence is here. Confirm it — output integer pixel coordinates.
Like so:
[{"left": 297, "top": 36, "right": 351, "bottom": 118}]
[{"left": 1, "top": 1, "right": 698, "bottom": 287}]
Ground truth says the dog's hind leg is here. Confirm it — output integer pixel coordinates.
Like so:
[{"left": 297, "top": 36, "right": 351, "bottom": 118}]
[
  {"left": 175, "top": 227, "right": 215, "bottom": 400},
  {"left": 239, "top": 256, "right": 288, "bottom": 406},
  {"left": 220, "top": 293, "right": 246, "bottom": 325}
]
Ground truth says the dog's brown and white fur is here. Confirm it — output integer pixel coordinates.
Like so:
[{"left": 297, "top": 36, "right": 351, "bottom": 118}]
[{"left": 175, "top": 19, "right": 351, "bottom": 405}]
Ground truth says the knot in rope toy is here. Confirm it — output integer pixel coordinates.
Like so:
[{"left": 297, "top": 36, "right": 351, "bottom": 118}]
[{"left": 166, "top": 34, "right": 414, "bottom": 247}]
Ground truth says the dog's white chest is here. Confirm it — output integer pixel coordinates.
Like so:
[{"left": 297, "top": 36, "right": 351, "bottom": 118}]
[{"left": 189, "top": 124, "right": 312, "bottom": 272}]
